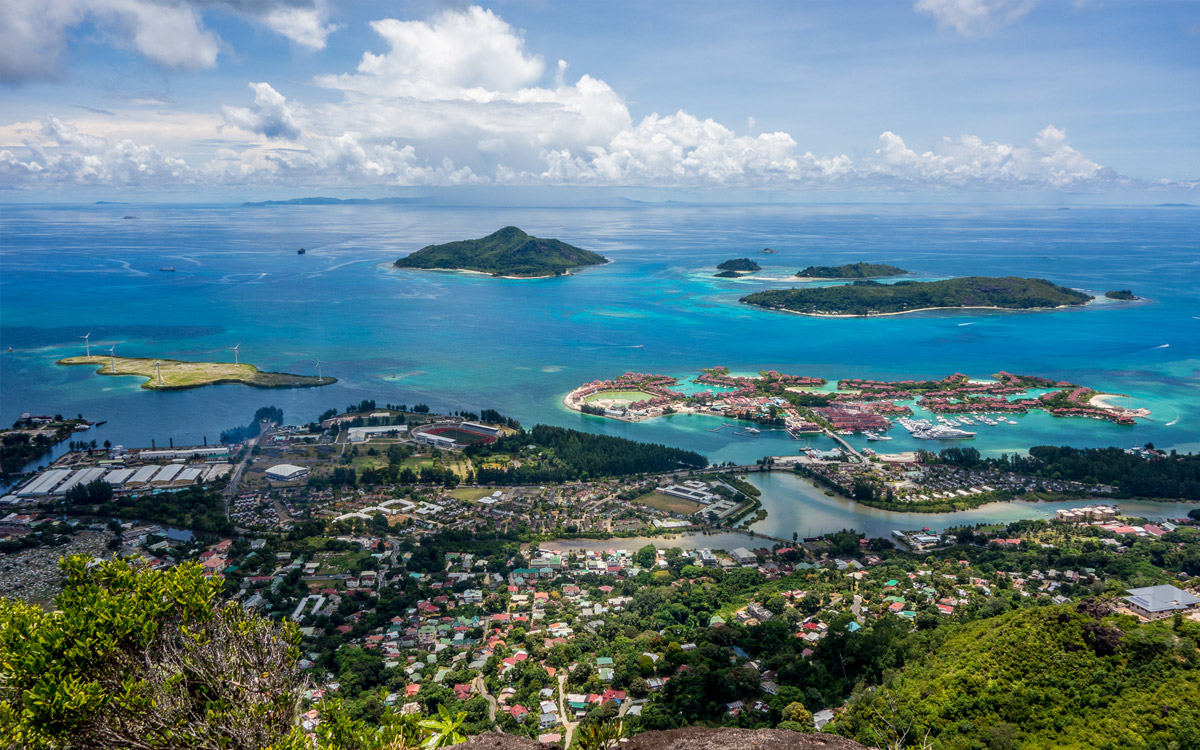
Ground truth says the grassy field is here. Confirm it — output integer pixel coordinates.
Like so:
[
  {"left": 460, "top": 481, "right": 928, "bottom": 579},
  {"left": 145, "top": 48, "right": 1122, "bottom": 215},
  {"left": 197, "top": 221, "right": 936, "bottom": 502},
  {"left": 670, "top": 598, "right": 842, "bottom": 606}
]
[
  {"left": 449, "top": 487, "right": 494, "bottom": 502},
  {"left": 583, "top": 389, "right": 656, "bottom": 403},
  {"left": 58, "top": 355, "right": 335, "bottom": 391},
  {"left": 637, "top": 492, "right": 703, "bottom": 515}
]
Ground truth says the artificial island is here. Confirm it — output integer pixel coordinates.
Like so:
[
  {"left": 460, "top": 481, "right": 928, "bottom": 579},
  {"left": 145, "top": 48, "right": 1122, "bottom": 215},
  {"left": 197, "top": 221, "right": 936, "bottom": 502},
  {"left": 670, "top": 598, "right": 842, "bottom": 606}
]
[
  {"left": 57, "top": 355, "right": 336, "bottom": 391},
  {"left": 742, "top": 275, "right": 1093, "bottom": 317},
  {"left": 566, "top": 367, "right": 1147, "bottom": 430},
  {"left": 393, "top": 226, "right": 607, "bottom": 278}
]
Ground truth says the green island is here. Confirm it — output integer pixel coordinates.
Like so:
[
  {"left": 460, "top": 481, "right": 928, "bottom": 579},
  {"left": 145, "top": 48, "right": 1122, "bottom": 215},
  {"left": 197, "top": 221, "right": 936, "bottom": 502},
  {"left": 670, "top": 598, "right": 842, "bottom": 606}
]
[
  {"left": 795, "top": 261, "right": 907, "bottom": 278},
  {"left": 393, "top": 226, "right": 607, "bottom": 278},
  {"left": 715, "top": 258, "right": 762, "bottom": 277},
  {"left": 742, "top": 276, "right": 1093, "bottom": 317},
  {"left": 1106, "top": 288, "right": 1138, "bottom": 300},
  {"left": 1, "top": 415, "right": 92, "bottom": 478},
  {"left": 56, "top": 355, "right": 335, "bottom": 391}
]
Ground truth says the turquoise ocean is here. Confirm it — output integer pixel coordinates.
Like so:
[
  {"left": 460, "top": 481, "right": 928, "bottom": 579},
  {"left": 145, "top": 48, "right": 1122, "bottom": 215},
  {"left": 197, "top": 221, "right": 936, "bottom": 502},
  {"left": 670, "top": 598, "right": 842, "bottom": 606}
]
[{"left": 2, "top": 202, "right": 1198, "bottom": 475}]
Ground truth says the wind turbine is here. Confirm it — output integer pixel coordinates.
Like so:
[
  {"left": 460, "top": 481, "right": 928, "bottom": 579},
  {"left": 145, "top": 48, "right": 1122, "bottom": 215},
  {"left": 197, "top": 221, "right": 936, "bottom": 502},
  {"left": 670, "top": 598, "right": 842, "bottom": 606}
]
[
  {"left": 80, "top": 331, "right": 92, "bottom": 357},
  {"left": 155, "top": 360, "right": 164, "bottom": 387},
  {"left": 230, "top": 343, "right": 241, "bottom": 366},
  {"left": 106, "top": 346, "right": 116, "bottom": 373},
  {"left": 316, "top": 359, "right": 324, "bottom": 379}
]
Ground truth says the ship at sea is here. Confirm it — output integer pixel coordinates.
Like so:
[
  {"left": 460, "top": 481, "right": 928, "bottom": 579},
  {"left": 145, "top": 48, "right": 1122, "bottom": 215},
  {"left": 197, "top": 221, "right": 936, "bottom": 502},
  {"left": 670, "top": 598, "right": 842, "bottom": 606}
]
[{"left": 159, "top": 266, "right": 175, "bottom": 272}]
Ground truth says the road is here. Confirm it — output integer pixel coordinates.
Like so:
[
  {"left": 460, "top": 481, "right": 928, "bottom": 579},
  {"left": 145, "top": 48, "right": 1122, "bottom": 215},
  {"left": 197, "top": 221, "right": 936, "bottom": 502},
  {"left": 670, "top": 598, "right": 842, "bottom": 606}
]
[
  {"left": 472, "top": 675, "right": 497, "bottom": 723},
  {"left": 557, "top": 672, "right": 579, "bottom": 748},
  {"left": 222, "top": 420, "right": 272, "bottom": 519}
]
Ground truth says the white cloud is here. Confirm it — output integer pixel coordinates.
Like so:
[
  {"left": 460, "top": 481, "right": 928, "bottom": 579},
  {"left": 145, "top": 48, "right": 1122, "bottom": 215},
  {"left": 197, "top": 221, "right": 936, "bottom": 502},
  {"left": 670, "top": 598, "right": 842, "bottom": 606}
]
[
  {"left": 0, "top": 0, "right": 336, "bottom": 83},
  {"left": 0, "top": 116, "right": 192, "bottom": 185},
  {"left": 316, "top": 6, "right": 544, "bottom": 101},
  {"left": 914, "top": 0, "right": 1038, "bottom": 36},
  {"left": 869, "top": 125, "right": 1109, "bottom": 187},
  {"left": 222, "top": 82, "right": 302, "bottom": 140},
  {"left": 0, "top": 4, "right": 1183, "bottom": 193}
]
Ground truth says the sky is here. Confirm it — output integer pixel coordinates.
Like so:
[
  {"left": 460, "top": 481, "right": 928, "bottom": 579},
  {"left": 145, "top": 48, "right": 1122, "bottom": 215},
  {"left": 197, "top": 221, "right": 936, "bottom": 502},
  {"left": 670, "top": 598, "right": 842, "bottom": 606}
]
[{"left": 0, "top": 0, "right": 1197, "bottom": 202}]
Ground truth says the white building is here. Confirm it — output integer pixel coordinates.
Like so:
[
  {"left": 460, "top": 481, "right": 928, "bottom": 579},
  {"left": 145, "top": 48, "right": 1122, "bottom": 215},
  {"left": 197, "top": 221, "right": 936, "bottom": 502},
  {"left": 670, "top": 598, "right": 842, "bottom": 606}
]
[{"left": 266, "top": 464, "right": 309, "bottom": 482}]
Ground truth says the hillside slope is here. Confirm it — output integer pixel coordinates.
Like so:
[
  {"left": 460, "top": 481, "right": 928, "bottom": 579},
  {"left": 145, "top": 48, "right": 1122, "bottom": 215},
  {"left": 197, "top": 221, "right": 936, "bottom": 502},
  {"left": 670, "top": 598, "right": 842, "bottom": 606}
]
[
  {"left": 394, "top": 226, "right": 607, "bottom": 277},
  {"left": 742, "top": 276, "right": 1092, "bottom": 316},
  {"left": 836, "top": 604, "right": 1200, "bottom": 749}
]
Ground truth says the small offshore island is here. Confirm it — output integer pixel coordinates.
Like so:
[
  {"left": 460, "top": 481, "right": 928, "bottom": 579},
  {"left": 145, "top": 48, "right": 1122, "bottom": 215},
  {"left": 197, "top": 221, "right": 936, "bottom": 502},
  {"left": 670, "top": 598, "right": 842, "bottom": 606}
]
[
  {"left": 796, "top": 261, "right": 908, "bottom": 279},
  {"left": 393, "top": 226, "right": 607, "bottom": 278},
  {"left": 57, "top": 355, "right": 336, "bottom": 391},
  {"left": 713, "top": 258, "right": 762, "bottom": 277},
  {"left": 742, "top": 276, "right": 1093, "bottom": 317}
]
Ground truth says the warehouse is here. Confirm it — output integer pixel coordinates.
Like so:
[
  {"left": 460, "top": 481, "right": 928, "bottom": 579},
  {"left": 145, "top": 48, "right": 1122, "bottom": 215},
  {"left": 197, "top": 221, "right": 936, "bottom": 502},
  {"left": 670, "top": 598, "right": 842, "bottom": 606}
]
[{"left": 266, "top": 464, "right": 309, "bottom": 482}]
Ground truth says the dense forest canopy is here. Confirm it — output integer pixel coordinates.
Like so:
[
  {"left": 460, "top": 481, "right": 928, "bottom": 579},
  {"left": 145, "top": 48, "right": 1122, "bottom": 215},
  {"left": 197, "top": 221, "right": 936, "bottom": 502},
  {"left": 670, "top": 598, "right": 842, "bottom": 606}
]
[
  {"left": 466, "top": 424, "right": 708, "bottom": 483},
  {"left": 717, "top": 258, "right": 762, "bottom": 272},
  {"left": 393, "top": 227, "right": 607, "bottom": 277},
  {"left": 934, "top": 445, "right": 1200, "bottom": 500},
  {"left": 836, "top": 604, "right": 1200, "bottom": 749},
  {"left": 742, "top": 276, "right": 1093, "bottom": 316},
  {"left": 795, "top": 262, "right": 908, "bottom": 278}
]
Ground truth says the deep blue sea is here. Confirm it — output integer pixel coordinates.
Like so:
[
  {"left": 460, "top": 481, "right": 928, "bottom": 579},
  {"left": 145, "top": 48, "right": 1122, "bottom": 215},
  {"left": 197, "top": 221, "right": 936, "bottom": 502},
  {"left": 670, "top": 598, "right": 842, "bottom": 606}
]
[{"left": 2, "top": 203, "right": 1198, "bottom": 467}]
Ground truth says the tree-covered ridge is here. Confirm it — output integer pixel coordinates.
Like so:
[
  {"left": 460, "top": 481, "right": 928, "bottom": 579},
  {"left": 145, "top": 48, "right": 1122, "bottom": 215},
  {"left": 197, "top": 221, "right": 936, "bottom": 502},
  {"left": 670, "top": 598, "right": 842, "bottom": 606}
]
[
  {"left": 717, "top": 258, "right": 762, "bottom": 272},
  {"left": 393, "top": 226, "right": 607, "bottom": 278},
  {"left": 836, "top": 604, "right": 1200, "bottom": 750},
  {"left": 1106, "top": 289, "right": 1137, "bottom": 300},
  {"left": 932, "top": 445, "right": 1200, "bottom": 500},
  {"left": 795, "top": 262, "right": 907, "bottom": 278},
  {"left": 465, "top": 424, "right": 707, "bottom": 483},
  {"left": 742, "top": 276, "right": 1093, "bottom": 316}
]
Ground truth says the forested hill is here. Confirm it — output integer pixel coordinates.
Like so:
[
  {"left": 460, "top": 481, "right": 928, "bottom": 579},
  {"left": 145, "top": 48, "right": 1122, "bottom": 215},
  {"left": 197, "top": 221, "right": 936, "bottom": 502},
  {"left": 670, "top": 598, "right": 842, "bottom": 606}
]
[
  {"left": 393, "top": 226, "right": 607, "bottom": 278},
  {"left": 742, "top": 276, "right": 1093, "bottom": 316},
  {"left": 795, "top": 262, "right": 907, "bottom": 278},
  {"left": 465, "top": 424, "right": 707, "bottom": 483},
  {"left": 836, "top": 603, "right": 1200, "bottom": 749}
]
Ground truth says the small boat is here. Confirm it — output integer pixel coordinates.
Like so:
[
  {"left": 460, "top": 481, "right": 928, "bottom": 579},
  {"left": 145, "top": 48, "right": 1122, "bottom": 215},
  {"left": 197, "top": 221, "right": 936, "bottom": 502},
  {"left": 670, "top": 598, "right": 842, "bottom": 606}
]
[
  {"left": 297, "top": 248, "right": 306, "bottom": 255},
  {"left": 159, "top": 266, "right": 175, "bottom": 272},
  {"left": 744, "top": 427, "right": 761, "bottom": 434}
]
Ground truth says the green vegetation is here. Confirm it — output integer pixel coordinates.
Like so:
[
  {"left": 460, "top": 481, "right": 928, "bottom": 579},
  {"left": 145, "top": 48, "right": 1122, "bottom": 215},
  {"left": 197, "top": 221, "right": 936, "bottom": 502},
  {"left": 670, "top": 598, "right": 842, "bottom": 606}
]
[
  {"left": 717, "top": 258, "right": 762, "bottom": 272},
  {"left": 57, "top": 356, "right": 335, "bottom": 390},
  {"left": 221, "top": 405, "right": 284, "bottom": 444},
  {"left": 0, "top": 556, "right": 304, "bottom": 749},
  {"left": 2, "top": 416, "right": 87, "bottom": 477},
  {"left": 1106, "top": 289, "right": 1137, "bottom": 300},
  {"left": 393, "top": 226, "right": 607, "bottom": 278},
  {"left": 742, "top": 276, "right": 1093, "bottom": 316},
  {"left": 795, "top": 262, "right": 907, "bottom": 279},
  {"left": 714, "top": 270, "right": 745, "bottom": 278},
  {"left": 837, "top": 604, "right": 1200, "bottom": 749},
  {"left": 933, "top": 445, "right": 1200, "bottom": 500},
  {"left": 466, "top": 424, "right": 708, "bottom": 483},
  {"left": 638, "top": 491, "right": 704, "bottom": 515},
  {"left": 63, "top": 485, "right": 234, "bottom": 535}
]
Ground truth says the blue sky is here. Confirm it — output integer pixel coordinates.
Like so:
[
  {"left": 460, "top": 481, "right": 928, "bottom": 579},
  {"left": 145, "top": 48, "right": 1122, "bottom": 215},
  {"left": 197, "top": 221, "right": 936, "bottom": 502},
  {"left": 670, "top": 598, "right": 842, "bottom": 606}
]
[{"left": 1, "top": 0, "right": 1197, "bottom": 200}]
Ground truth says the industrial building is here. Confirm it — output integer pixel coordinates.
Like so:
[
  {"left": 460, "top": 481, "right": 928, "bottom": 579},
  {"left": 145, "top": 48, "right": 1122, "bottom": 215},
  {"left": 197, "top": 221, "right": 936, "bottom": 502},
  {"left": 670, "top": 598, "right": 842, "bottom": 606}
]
[{"left": 265, "top": 464, "right": 309, "bottom": 482}]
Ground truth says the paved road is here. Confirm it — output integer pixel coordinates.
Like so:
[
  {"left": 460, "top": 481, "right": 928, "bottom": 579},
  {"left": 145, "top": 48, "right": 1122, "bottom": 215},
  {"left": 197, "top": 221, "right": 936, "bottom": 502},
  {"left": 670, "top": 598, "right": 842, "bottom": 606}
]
[
  {"left": 222, "top": 420, "right": 272, "bottom": 519},
  {"left": 557, "top": 672, "right": 579, "bottom": 748},
  {"left": 472, "top": 675, "right": 497, "bottom": 723}
]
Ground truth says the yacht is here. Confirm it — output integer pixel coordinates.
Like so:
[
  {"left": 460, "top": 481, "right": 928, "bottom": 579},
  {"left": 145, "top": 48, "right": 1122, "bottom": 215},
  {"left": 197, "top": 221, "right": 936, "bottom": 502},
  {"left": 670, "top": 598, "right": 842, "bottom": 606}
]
[
  {"left": 914, "top": 426, "right": 977, "bottom": 440},
  {"left": 864, "top": 432, "right": 892, "bottom": 441},
  {"left": 744, "top": 427, "right": 761, "bottom": 434}
]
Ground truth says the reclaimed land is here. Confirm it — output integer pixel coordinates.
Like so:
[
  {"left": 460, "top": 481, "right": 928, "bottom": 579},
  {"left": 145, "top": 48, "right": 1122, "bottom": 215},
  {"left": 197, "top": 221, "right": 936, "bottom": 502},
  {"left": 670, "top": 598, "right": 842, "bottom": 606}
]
[
  {"left": 742, "top": 276, "right": 1093, "bottom": 317},
  {"left": 57, "top": 355, "right": 335, "bottom": 391},
  {"left": 393, "top": 225, "right": 607, "bottom": 278}
]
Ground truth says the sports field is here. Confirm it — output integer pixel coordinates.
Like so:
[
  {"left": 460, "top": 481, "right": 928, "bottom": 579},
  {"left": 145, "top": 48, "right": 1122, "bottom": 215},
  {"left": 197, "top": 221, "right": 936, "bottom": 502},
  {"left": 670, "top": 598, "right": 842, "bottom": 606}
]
[{"left": 583, "top": 390, "right": 656, "bottom": 404}]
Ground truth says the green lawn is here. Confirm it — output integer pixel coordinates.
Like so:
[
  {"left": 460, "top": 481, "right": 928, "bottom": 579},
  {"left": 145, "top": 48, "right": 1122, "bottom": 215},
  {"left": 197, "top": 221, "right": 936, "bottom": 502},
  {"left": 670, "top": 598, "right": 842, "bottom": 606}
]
[
  {"left": 450, "top": 487, "right": 494, "bottom": 503},
  {"left": 637, "top": 492, "right": 703, "bottom": 515},
  {"left": 583, "top": 390, "right": 656, "bottom": 403}
]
